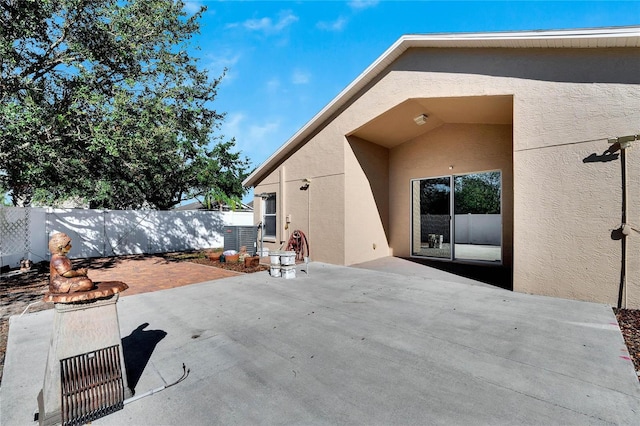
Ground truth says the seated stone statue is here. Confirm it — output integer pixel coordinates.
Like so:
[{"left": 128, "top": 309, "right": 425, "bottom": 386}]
[{"left": 48, "top": 233, "right": 95, "bottom": 294}]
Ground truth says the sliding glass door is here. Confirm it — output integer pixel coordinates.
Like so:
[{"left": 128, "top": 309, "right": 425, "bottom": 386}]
[
  {"left": 412, "top": 176, "right": 452, "bottom": 259},
  {"left": 412, "top": 171, "right": 502, "bottom": 263}
]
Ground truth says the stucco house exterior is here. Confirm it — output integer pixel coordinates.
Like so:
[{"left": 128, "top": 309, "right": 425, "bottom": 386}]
[{"left": 243, "top": 27, "right": 640, "bottom": 308}]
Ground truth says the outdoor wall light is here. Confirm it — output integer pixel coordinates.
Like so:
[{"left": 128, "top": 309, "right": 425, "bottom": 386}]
[{"left": 413, "top": 114, "right": 428, "bottom": 126}]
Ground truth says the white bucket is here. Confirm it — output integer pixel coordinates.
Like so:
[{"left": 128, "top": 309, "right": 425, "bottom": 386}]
[
  {"left": 281, "top": 265, "right": 296, "bottom": 279},
  {"left": 280, "top": 251, "right": 296, "bottom": 266},
  {"left": 269, "top": 251, "right": 281, "bottom": 265},
  {"left": 270, "top": 265, "right": 281, "bottom": 277}
]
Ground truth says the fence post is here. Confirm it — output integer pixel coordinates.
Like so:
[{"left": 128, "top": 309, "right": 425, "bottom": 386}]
[{"left": 103, "top": 210, "right": 106, "bottom": 257}]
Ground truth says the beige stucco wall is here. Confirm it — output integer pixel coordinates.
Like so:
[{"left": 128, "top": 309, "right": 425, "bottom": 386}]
[
  {"left": 253, "top": 46, "right": 640, "bottom": 308},
  {"left": 514, "top": 134, "right": 639, "bottom": 308},
  {"left": 253, "top": 125, "right": 347, "bottom": 265},
  {"left": 344, "top": 136, "right": 391, "bottom": 265},
  {"left": 388, "top": 123, "right": 514, "bottom": 266}
]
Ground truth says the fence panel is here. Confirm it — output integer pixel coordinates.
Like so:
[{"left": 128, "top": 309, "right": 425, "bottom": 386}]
[
  {"left": 0, "top": 207, "right": 30, "bottom": 270},
  {"left": 454, "top": 214, "right": 501, "bottom": 245},
  {"left": 104, "top": 210, "right": 153, "bottom": 256},
  {"left": 0, "top": 207, "right": 28, "bottom": 255},
  {"left": 0, "top": 207, "right": 254, "bottom": 269},
  {"left": 48, "top": 209, "right": 107, "bottom": 258}
]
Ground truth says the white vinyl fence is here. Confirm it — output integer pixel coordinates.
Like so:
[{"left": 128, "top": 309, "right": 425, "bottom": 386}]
[
  {"left": 0, "top": 207, "right": 254, "bottom": 270},
  {"left": 420, "top": 214, "right": 501, "bottom": 246},
  {"left": 454, "top": 214, "right": 501, "bottom": 246}
]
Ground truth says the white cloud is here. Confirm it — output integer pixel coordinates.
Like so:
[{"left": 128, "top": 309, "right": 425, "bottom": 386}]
[
  {"left": 243, "top": 17, "right": 272, "bottom": 31},
  {"left": 239, "top": 10, "right": 299, "bottom": 34},
  {"left": 248, "top": 120, "right": 281, "bottom": 142},
  {"left": 183, "top": 1, "right": 206, "bottom": 15},
  {"left": 348, "top": 0, "right": 379, "bottom": 11},
  {"left": 274, "top": 11, "right": 299, "bottom": 31},
  {"left": 222, "top": 112, "right": 282, "bottom": 165},
  {"left": 292, "top": 69, "right": 310, "bottom": 85},
  {"left": 224, "top": 113, "right": 281, "bottom": 144},
  {"left": 201, "top": 50, "right": 241, "bottom": 83},
  {"left": 224, "top": 112, "right": 245, "bottom": 137},
  {"left": 266, "top": 78, "right": 281, "bottom": 93},
  {"left": 206, "top": 50, "right": 241, "bottom": 71},
  {"left": 316, "top": 16, "right": 348, "bottom": 32},
  {"left": 220, "top": 68, "right": 238, "bottom": 84}
]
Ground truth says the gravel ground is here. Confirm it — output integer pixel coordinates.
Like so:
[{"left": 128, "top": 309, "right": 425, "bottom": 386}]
[
  {"left": 1, "top": 254, "right": 638, "bottom": 386},
  {"left": 614, "top": 308, "right": 640, "bottom": 378}
]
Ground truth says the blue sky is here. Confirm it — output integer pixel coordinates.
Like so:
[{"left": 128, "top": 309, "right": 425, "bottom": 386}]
[{"left": 183, "top": 1, "right": 640, "bottom": 201}]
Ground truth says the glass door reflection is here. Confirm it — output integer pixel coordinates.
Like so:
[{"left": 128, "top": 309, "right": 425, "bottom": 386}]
[
  {"left": 453, "top": 172, "right": 502, "bottom": 262},
  {"left": 412, "top": 176, "right": 452, "bottom": 259}
]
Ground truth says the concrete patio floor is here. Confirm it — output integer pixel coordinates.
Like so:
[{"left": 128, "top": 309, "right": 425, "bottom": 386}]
[{"left": 2, "top": 259, "right": 640, "bottom": 425}]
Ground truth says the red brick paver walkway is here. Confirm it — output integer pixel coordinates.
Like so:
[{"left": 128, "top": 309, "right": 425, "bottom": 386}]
[{"left": 87, "top": 256, "right": 242, "bottom": 296}]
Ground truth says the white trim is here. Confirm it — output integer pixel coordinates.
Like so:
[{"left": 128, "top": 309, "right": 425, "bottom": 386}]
[{"left": 262, "top": 193, "right": 277, "bottom": 239}]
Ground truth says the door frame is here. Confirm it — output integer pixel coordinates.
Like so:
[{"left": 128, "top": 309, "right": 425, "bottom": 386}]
[{"left": 410, "top": 174, "right": 453, "bottom": 261}]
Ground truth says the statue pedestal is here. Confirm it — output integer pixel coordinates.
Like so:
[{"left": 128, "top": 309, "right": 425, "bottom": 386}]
[{"left": 37, "top": 282, "right": 130, "bottom": 426}]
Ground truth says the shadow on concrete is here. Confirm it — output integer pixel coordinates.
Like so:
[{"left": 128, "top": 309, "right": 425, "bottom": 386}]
[
  {"left": 75, "top": 256, "right": 123, "bottom": 271},
  {"left": 400, "top": 257, "right": 513, "bottom": 290},
  {"left": 75, "top": 252, "right": 185, "bottom": 272},
  {"left": 122, "top": 323, "right": 167, "bottom": 394}
]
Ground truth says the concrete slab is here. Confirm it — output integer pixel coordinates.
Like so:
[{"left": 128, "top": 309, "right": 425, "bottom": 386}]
[
  {"left": 352, "top": 256, "right": 494, "bottom": 287},
  {"left": 2, "top": 262, "right": 639, "bottom": 425}
]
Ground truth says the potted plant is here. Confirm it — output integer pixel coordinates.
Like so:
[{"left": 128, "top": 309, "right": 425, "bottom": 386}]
[
  {"left": 208, "top": 249, "right": 223, "bottom": 262},
  {"left": 244, "top": 256, "right": 259, "bottom": 267}
]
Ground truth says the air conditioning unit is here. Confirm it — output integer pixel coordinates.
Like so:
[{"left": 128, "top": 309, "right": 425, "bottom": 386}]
[{"left": 223, "top": 226, "right": 258, "bottom": 256}]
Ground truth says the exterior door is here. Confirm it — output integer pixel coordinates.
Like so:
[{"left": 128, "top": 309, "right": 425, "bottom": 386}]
[
  {"left": 411, "top": 176, "right": 452, "bottom": 259},
  {"left": 453, "top": 171, "right": 502, "bottom": 263},
  {"left": 412, "top": 171, "right": 502, "bottom": 263}
]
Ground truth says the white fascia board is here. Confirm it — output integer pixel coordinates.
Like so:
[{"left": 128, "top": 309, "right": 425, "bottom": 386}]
[{"left": 402, "top": 26, "right": 640, "bottom": 41}]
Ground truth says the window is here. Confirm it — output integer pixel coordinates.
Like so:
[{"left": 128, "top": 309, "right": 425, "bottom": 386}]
[{"left": 263, "top": 193, "right": 276, "bottom": 238}]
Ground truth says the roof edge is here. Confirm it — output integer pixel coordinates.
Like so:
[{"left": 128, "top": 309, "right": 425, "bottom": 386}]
[{"left": 401, "top": 26, "right": 640, "bottom": 39}]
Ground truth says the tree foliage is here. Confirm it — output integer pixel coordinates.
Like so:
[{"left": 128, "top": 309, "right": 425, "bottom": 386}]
[
  {"left": 419, "top": 178, "right": 450, "bottom": 215},
  {"left": 418, "top": 172, "right": 501, "bottom": 215},
  {"left": 1, "top": 0, "right": 251, "bottom": 209}
]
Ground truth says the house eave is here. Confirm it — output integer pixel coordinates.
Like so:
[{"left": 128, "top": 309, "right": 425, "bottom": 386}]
[{"left": 242, "top": 26, "right": 640, "bottom": 189}]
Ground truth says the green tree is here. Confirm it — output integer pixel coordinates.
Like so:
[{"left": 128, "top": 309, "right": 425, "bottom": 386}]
[
  {"left": 420, "top": 178, "right": 450, "bottom": 215},
  {"left": 0, "top": 0, "right": 250, "bottom": 209},
  {"left": 197, "top": 141, "right": 252, "bottom": 210}
]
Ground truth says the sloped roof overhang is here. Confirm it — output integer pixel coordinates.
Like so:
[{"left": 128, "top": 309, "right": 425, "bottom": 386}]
[{"left": 243, "top": 26, "right": 640, "bottom": 188}]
